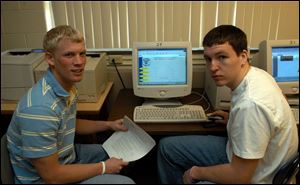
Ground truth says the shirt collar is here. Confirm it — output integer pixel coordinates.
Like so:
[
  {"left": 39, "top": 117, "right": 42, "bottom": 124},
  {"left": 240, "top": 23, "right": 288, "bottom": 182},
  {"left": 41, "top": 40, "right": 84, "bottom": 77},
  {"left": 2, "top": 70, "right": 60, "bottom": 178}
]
[
  {"left": 232, "top": 66, "right": 252, "bottom": 97},
  {"left": 44, "top": 68, "right": 72, "bottom": 98}
]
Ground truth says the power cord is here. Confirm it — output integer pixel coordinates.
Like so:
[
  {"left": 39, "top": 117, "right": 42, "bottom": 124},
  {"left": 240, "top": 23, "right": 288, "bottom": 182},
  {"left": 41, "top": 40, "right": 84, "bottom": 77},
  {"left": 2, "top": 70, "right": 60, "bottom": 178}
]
[
  {"left": 111, "top": 58, "right": 126, "bottom": 89},
  {"left": 187, "top": 90, "right": 211, "bottom": 112}
]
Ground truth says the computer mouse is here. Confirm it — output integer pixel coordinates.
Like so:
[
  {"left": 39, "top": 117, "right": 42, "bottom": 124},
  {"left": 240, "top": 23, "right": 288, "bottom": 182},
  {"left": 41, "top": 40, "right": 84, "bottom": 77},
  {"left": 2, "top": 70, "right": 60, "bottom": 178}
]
[{"left": 207, "top": 115, "right": 224, "bottom": 121}]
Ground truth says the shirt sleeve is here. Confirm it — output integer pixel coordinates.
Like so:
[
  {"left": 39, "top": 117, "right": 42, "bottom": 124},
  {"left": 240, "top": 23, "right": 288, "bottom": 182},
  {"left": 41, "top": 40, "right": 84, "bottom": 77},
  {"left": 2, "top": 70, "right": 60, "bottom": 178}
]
[
  {"left": 228, "top": 100, "right": 272, "bottom": 159},
  {"left": 16, "top": 106, "right": 60, "bottom": 158}
]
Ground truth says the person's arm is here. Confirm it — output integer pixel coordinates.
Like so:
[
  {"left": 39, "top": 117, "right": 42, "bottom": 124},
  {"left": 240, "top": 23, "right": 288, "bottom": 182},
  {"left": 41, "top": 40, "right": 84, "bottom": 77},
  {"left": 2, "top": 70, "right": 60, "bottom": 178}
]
[
  {"left": 75, "top": 118, "right": 127, "bottom": 135},
  {"left": 183, "top": 154, "right": 259, "bottom": 184},
  {"left": 31, "top": 152, "right": 128, "bottom": 184}
]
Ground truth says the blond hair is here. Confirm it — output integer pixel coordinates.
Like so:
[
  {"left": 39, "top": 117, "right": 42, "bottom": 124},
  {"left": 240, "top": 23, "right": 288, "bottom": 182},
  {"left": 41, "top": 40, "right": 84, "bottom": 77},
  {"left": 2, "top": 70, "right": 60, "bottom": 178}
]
[{"left": 43, "top": 25, "right": 84, "bottom": 53}]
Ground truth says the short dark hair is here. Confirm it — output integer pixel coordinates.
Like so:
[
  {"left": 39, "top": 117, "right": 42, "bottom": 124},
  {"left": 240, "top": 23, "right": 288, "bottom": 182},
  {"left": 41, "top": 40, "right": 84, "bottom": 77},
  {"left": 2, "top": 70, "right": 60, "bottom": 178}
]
[{"left": 202, "top": 25, "right": 248, "bottom": 55}]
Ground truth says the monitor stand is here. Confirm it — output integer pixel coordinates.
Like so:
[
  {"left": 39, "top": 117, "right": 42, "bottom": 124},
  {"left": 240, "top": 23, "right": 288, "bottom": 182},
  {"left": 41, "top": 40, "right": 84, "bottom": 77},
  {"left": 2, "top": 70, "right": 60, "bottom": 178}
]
[{"left": 142, "top": 98, "right": 182, "bottom": 106}]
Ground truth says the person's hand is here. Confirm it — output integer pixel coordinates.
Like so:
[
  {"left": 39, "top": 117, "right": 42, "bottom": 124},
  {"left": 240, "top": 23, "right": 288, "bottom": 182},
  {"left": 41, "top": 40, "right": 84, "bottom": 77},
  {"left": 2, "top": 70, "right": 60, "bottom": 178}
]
[
  {"left": 207, "top": 110, "right": 229, "bottom": 125},
  {"left": 104, "top": 157, "right": 129, "bottom": 174},
  {"left": 183, "top": 167, "right": 198, "bottom": 184},
  {"left": 108, "top": 119, "right": 128, "bottom": 131}
]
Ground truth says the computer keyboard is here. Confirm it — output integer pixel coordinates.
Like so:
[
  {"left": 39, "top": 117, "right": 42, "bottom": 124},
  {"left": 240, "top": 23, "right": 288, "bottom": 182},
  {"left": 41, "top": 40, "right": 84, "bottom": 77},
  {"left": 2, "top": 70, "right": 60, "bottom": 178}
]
[{"left": 133, "top": 104, "right": 208, "bottom": 123}]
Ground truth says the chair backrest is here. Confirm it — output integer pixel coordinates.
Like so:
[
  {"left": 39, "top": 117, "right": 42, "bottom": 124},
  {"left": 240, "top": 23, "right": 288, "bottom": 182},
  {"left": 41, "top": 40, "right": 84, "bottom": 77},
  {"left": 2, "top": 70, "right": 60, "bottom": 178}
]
[
  {"left": 273, "top": 153, "right": 299, "bottom": 184},
  {"left": 1, "top": 134, "right": 14, "bottom": 184}
]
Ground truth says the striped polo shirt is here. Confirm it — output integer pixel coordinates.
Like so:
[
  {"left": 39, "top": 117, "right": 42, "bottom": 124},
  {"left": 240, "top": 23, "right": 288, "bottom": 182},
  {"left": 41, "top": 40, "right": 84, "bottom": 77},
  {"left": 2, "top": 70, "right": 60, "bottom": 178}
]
[{"left": 6, "top": 68, "right": 78, "bottom": 184}]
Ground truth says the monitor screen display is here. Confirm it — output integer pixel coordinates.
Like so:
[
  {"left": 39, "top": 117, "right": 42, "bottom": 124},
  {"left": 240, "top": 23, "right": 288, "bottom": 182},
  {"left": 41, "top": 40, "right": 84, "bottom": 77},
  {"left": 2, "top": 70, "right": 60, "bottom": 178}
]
[
  {"left": 272, "top": 46, "right": 299, "bottom": 82},
  {"left": 137, "top": 48, "right": 187, "bottom": 86},
  {"left": 132, "top": 42, "right": 192, "bottom": 100}
]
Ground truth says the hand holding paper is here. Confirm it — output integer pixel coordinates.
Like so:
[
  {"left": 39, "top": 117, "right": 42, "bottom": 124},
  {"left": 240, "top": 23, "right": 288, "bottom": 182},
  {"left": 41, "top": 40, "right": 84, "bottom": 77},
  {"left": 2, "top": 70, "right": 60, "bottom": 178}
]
[{"left": 103, "top": 116, "right": 156, "bottom": 162}]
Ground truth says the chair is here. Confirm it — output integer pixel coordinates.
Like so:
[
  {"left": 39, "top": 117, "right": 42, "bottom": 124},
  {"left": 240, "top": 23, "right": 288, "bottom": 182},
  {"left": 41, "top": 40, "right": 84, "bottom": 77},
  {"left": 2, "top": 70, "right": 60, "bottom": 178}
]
[
  {"left": 273, "top": 153, "right": 299, "bottom": 184},
  {"left": 1, "top": 134, "right": 14, "bottom": 184}
]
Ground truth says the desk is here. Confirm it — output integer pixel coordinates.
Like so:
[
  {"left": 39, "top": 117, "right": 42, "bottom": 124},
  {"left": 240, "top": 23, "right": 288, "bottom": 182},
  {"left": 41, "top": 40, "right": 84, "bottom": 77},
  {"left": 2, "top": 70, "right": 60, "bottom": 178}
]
[
  {"left": 108, "top": 88, "right": 226, "bottom": 135},
  {"left": 1, "top": 81, "right": 113, "bottom": 115}
]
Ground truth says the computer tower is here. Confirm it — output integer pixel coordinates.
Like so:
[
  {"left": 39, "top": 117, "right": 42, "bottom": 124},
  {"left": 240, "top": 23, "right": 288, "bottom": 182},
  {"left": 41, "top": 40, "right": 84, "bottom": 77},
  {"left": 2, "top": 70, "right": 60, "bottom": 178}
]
[{"left": 204, "top": 68, "right": 231, "bottom": 110}]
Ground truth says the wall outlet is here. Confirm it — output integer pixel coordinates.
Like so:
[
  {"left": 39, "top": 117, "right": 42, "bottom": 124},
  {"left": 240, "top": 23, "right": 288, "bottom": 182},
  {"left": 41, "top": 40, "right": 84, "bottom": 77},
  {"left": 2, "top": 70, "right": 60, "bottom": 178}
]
[{"left": 108, "top": 55, "right": 123, "bottom": 64}]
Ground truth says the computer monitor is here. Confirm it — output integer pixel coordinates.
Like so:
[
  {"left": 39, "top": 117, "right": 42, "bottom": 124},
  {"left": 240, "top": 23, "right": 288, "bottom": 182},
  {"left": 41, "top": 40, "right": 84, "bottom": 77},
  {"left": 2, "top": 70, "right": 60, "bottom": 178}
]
[
  {"left": 132, "top": 41, "right": 192, "bottom": 105},
  {"left": 256, "top": 39, "right": 299, "bottom": 95}
]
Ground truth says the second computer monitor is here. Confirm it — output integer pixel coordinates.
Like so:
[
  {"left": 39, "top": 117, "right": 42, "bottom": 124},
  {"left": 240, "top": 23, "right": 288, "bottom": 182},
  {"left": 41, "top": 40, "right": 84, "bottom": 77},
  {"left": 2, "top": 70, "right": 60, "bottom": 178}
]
[
  {"left": 256, "top": 39, "right": 299, "bottom": 95},
  {"left": 132, "top": 42, "right": 192, "bottom": 104}
]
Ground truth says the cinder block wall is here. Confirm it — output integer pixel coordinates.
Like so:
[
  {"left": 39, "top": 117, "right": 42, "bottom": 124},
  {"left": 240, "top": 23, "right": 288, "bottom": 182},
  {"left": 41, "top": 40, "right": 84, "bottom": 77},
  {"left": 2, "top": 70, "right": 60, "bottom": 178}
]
[{"left": 1, "top": 1, "right": 46, "bottom": 52}]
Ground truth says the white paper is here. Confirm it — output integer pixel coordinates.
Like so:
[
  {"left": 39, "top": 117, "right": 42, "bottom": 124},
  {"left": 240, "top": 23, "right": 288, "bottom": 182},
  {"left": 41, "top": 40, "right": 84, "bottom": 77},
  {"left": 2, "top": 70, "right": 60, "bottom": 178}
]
[{"left": 102, "top": 116, "right": 156, "bottom": 162}]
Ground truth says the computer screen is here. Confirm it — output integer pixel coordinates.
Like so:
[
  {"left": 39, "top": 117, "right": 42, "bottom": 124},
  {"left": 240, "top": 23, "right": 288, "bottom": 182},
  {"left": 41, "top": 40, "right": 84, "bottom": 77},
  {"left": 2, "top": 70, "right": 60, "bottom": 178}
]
[
  {"left": 132, "top": 42, "right": 192, "bottom": 104},
  {"left": 272, "top": 46, "right": 298, "bottom": 82},
  {"left": 257, "top": 39, "right": 299, "bottom": 95}
]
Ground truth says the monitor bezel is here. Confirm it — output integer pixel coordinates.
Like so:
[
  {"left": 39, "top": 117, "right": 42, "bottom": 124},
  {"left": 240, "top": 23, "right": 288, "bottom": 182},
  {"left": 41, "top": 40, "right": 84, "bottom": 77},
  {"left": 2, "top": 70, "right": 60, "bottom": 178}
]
[{"left": 259, "top": 39, "right": 299, "bottom": 95}]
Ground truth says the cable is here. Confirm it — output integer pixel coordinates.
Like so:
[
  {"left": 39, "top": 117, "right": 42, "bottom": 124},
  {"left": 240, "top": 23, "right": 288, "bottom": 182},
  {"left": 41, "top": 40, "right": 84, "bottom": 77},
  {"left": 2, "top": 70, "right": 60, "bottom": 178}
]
[
  {"left": 187, "top": 90, "right": 211, "bottom": 112},
  {"left": 111, "top": 58, "right": 126, "bottom": 89}
]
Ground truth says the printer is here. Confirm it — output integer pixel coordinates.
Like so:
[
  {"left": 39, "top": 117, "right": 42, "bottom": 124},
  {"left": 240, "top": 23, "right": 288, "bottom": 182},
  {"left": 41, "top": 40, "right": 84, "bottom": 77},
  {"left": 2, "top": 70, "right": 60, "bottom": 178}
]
[
  {"left": 1, "top": 49, "right": 44, "bottom": 101},
  {"left": 34, "top": 52, "right": 108, "bottom": 102}
]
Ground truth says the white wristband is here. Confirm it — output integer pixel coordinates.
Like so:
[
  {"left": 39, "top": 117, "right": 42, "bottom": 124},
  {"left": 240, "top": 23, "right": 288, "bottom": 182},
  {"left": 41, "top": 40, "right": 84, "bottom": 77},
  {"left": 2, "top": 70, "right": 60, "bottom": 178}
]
[{"left": 101, "top": 161, "right": 106, "bottom": 175}]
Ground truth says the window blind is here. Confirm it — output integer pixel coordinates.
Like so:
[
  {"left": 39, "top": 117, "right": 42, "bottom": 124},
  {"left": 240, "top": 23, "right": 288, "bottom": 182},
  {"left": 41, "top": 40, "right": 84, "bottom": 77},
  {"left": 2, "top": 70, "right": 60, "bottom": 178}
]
[{"left": 50, "top": 1, "right": 299, "bottom": 49}]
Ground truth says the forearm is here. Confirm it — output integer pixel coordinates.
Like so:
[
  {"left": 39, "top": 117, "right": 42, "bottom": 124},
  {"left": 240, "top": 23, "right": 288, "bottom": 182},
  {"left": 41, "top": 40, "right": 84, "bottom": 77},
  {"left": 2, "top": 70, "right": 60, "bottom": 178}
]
[
  {"left": 75, "top": 119, "right": 110, "bottom": 135},
  {"left": 42, "top": 162, "right": 103, "bottom": 184},
  {"left": 193, "top": 163, "right": 252, "bottom": 184},
  {"left": 186, "top": 154, "right": 258, "bottom": 184},
  {"left": 32, "top": 153, "right": 105, "bottom": 184}
]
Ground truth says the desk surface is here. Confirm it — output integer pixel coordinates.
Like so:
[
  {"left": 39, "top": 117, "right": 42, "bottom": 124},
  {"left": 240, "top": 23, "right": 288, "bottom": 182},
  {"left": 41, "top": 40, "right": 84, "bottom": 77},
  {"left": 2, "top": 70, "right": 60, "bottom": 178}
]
[
  {"left": 1, "top": 81, "right": 113, "bottom": 115},
  {"left": 108, "top": 88, "right": 226, "bottom": 135}
]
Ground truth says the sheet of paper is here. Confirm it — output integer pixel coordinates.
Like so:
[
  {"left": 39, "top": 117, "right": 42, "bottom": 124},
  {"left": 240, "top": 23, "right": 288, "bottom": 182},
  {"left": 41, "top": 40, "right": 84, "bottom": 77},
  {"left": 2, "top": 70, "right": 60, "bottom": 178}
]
[{"left": 102, "top": 116, "right": 156, "bottom": 162}]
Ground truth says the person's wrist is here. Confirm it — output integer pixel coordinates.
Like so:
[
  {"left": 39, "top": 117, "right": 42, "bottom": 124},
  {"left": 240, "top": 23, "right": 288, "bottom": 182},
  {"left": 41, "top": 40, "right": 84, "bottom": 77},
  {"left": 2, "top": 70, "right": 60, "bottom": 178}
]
[{"left": 105, "top": 121, "right": 114, "bottom": 130}]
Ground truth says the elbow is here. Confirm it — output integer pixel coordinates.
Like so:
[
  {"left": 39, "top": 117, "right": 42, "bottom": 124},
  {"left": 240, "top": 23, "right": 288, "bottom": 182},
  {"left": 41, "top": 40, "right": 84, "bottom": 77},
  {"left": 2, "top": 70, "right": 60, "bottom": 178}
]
[
  {"left": 239, "top": 179, "right": 252, "bottom": 184},
  {"left": 237, "top": 174, "right": 253, "bottom": 184},
  {"left": 228, "top": 166, "right": 253, "bottom": 183},
  {"left": 40, "top": 169, "right": 63, "bottom": 184},
  {"left": 44, "top": 179, "right": 59, "bottom": 184},
  {"left": 42, "top": 175, "right": 61, "bottom": 184}
]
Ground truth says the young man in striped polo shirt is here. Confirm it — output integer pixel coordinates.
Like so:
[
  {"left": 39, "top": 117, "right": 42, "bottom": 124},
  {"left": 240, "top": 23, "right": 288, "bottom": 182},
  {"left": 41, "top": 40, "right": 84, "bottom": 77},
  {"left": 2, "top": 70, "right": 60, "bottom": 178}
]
[{"left": 6, "top": 25, "right": 135, "bottom": 184}]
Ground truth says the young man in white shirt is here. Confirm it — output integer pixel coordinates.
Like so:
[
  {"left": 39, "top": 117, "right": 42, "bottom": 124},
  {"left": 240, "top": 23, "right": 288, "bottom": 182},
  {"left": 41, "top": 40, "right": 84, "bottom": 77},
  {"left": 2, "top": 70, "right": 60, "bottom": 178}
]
[{"left": 157, "top": 25, "right": 298, "bottom": 184}]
